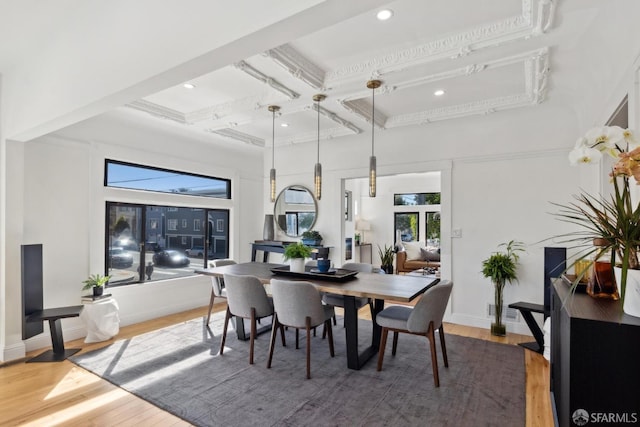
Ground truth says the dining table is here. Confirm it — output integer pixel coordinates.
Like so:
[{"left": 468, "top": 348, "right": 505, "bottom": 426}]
[{"left": 195, "top": 262, "right": 439, "bottom": 370}]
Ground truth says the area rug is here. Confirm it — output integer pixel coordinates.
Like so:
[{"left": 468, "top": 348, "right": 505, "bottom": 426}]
[{"left": 70, "top": 313, "right": 525, "bottom": 426}]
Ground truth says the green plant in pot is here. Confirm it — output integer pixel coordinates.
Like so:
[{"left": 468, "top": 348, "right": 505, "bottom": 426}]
[
  {"left": 377, "top": 244, "right": 395, "bottom": 274},
  {"left": 82, "top": 273, "right": 111, "bottom": 297},
  {"left": 301, "top": 230, "right": 323, "bottom": 246},
  {"left": 552, "top": 126, "right": 640, "bottom": 317},
  {"left": 284, "top": 242, "right": 312, "bottom": 273},
  {"left": 481, "top": 240, "right": 524, "bottom": 336}
]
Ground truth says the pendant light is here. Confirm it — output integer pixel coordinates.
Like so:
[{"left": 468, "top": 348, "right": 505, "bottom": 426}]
[
  {"left": 313, "top": 94, "right": 326, "bottom": 200},
  {"left": 268, "top": 105, "right": 280, "bottom": 202},
  {"left": 367, "top": 79, "right": 382, "bottom": 197}
]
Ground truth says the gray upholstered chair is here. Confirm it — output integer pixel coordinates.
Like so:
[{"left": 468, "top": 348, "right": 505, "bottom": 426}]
[
  {"left": 322, "top": 262, "right": 373, "bottom": 324},
  {"left": 376, "top": 280, "right": 453, "bottom": 387},
  {"left": 268, "top": 279, "right": 335, "bottom": 379},
  {"left": 205, "top": 259, "right": 237, "bottom": 325},
  {"left": 220, "top": 273, "right": 279, "bottom": 364}
]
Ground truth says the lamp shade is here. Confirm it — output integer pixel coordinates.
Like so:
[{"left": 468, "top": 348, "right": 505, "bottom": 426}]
[{"left": 356, "top": 220, "right": 371, "bottom": 231}]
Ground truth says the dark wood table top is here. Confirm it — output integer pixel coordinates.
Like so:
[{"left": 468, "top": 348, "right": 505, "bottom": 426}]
[{"left": 195, "top": 262, "right": 438, "bottom": 302}]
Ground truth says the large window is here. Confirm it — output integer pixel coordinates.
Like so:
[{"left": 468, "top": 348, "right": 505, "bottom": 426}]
[
  {"left": 105, "top": 159, "right": 231, "bottom": 199},
  {"left": 106, "top": 203, "right": 229, "bottom": 286},
  {"left": 394, "top": 192, "right": 440, "bottom": 206},
  {"left": 394, "top": 212, "right": 419, "bottom": 242}
]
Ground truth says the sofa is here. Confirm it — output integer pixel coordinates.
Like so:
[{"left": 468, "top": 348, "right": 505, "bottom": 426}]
[{"left": 395, "top": 241, "right": 441, "bottom": 273}]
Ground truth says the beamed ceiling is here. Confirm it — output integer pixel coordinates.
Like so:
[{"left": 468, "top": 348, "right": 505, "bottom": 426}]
[{"left": 123, "top": 0, "right": 555, "bottom": 148}]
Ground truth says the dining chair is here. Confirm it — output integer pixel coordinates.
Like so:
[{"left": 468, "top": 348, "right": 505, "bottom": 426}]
[
  {"left": 376, "top": 280, "right": 453, "bottom": 387},
  {"left": 205, "top": 259, "right": 237, "bottom": 325},
  {"left": 220, "top": 273, "right": 283, "bottom": 364},
  {"left": 322, "top": 262, "right": 373, "bottom": 325},
  {"left": 268, "top": 279, "right": 335, "bottom": 379}
]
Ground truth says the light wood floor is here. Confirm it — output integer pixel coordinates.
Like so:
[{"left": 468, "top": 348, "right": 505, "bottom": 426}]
[{"left": 0, "top": 303, "right": 552, "bottom": 426}]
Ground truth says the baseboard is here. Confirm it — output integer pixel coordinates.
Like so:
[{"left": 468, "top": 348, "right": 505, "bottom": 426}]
[
  {"left": 448, "top": 313, "right": 534, "bottom": 337},
  {"left": 2, "top": 341, "right": 27, "bottom": 363}
]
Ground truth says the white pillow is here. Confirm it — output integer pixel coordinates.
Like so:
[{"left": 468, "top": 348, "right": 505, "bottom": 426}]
[{"left": 403, "top": 241, "right": 423, "bottom": 261}]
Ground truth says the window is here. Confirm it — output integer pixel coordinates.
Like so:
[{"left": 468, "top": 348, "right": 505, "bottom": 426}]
[
  {"left": 105, "top": 160, "right": 231, "bottom": 199},
  {"left": 182, "top": 219, "right": 187, "bottom": 228},
  {"left": 394, "top": 193, "right": 441, "bottom": 206},
  {"left": 194, "top": 219, "right": 201, "bottom": 231},
  {"left": 106, "top": 203, "right": 230, "bottom": 286},
  {"left": 394, "top": 212, "right": 419, "bottom": 242},
  {"left": 426, "top": 212, "right": 441, "bottom": 248}
]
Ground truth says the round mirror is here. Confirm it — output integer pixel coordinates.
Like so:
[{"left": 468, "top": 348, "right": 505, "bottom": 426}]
[{"left": 274, "top": 185, "right": 317, "bottom": 237}]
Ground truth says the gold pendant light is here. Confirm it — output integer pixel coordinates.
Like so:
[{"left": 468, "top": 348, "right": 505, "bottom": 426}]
[
  {"left": 268, "top": 105, "right": 280, "bottom": 202},
  {"left": 313, "top": 94, "right": 326, "bottom": 200},
  {"left": 367, "top": 79, "right": 382, "bottom": 197}
]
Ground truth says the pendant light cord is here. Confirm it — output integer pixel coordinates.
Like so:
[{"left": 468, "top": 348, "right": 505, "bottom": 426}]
[
  {"left": 272, "top": 110, "right": 275, "bottom": 168},
  {"left": 371, "top": 86, "right": 375, "bottom": 156},
  {"left": 317, "top": 101, "right": 320, "bottom": 161}
]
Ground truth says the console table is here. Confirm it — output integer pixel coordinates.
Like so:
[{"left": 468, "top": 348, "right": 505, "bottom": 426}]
[
  {"left": 355, "top": 243, "right": 372, "bottom": 264},
  {"left": 551, "top": 278, "right": 640, "bottom": 426},
  {"left": 251, "top": 241, "right": 330, "bottom": 262}
]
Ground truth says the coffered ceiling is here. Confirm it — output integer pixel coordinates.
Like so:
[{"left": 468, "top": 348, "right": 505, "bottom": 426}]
[{"left": 120, "top": 0, "right": 556, "bottom": 149}]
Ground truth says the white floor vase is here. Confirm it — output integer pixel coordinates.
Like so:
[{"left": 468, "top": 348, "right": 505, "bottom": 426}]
[{"left": 614, "top": 267, "right": 640, "bottom": 318}]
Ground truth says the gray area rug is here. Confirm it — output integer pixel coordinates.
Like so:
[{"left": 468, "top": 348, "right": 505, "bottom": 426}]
[{"left": 70, "top": 313, "right": 525, "bottom": 426}]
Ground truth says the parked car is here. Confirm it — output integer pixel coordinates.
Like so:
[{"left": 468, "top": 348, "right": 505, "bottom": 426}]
[
  {"left": 108, "top": 247, "right": 134, "bottom": 268},
  {"left": 152, "top": 250, "right": 190, "bottom": 267},
  {"left": 185, "top": 246, "right": 205, "bottom": 257}
]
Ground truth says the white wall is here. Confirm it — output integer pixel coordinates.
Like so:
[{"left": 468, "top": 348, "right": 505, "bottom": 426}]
[
  {"left": 266, "top": 100, "right": 588, "bottom": 336},
  {"left": 2, "top": 113, "right": 262, "bottom": 359}
]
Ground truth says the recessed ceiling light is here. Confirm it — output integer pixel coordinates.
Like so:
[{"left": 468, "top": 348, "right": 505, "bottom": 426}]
[
  {"left": 183, "top": 83, "right": 195, "bottom": 89},
  {"left": 434, "top": 89, "right": 445, "bottom": 96},
  {"left": 376, "top": 9, "right": 393, "bottom": 21},
  {"left": 280, "top": 123, "right": 289, "bottom": 127}
]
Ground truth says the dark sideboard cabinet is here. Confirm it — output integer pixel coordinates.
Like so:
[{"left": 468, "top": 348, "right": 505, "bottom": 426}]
[{"left": 551, "top": 279, "right": 640, "bottom": 426}]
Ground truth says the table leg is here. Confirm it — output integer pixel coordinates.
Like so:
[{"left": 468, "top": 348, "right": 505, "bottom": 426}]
[
  {"left": 234, "top": 315, "right": 272, "bottom": 341},
  {"left": 343, "top": 296, "right": 384, "bottom": 370}
]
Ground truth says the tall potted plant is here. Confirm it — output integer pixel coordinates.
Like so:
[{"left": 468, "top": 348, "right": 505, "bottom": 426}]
[
  {"left": 377, "top": 244, "right": 395, "bottom": 274},
  {"left": 283, "top": 242, "right": 312, "bottom": 273},
  {"left": 554, "top": 126, "right": 640, "bottom": 317},
  {"left": 481, "top": 240, "right": 524, "bottom": 336}
]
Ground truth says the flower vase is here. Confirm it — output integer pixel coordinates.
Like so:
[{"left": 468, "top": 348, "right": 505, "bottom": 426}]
[
  {"left": 290, "top": 258, "right": 305, "bottom": 273},
  {"left": 491, "top": 282, "right": 506, "bottom": 336},
  {"left": 263, "top": 214, "right": 274, "bottom": 241},
  {"left": 614, "top": 267, "right": 640, "bottom": 318}
]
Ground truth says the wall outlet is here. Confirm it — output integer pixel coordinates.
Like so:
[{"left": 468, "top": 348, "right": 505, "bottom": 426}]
[{"left": 452, "top": 228, "right": 462, "bottom": 238}]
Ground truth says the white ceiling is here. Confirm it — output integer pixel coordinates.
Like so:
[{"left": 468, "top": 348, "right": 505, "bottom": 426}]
[
  {"left": 121, "top": 0, "right": 555, "bottom": 148},
  {"left": 2, "top": 0, "right": 638, "bottom": 149}
]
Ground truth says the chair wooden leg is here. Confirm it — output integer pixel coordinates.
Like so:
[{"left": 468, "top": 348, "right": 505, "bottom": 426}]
[
  {"left": 305, "top": 317, "right": 313, "bottom": 379},
  {"left": 219, "top": 307, "right": 231, "bottom": 355},
  {"left": 377, "top": 327, "right": 389, "bottom": 371},
  {"left": 205, "top": 290, "right": 216, "bottom": 325},
  {"left": 391, "top": 331, "right": 399, "bottom": 356},
  {"left": 267, "top": 314, "right": 280, "bottom": 369},
  {"left": 280, "top": 322, "right": 287, "bottom": 347},
  {"left": 326, "top": 319, "right": 335, "bottom": 357},
  {"left": 439, "top": 325, "right": 449, "bottom": 368},
  {"left": 332, "top": 314, "right": 337, "bottom": 325},
  {"left": 427, "top": 326, "right": 440, "bottom": 387},
  {"left": 249, "top": 308, "right": 256, "bottom": 364}
]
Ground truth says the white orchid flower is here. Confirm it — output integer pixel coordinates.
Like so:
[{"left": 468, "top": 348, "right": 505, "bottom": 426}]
[
  {"left": 584, "top": 126, "right": 625, "bottom": 158},
  {"left": 622, "top": 128, "right": 638, "bottom": 151},
  {"left": 569, "top": 146, "right": 602, "bottom": 165}
]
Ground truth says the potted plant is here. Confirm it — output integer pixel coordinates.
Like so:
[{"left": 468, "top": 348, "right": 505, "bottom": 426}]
[
  {"left": 481, "top": 240, "right": 524, "bottom": 336},
  {"left": 554, "top": 126, "right": 640, "bottom": 317},
  {"left": 354, "top": 233, "right": 361, "bottom": 245},
  {"left": 377, "top": 244, "right": 395, "bottom": 274},
  {"left": 284, "top": 242, "right": 312, "bottom": 273},
  {"left": 301, "top": 230, "right": 323, "bottom": 246},
  {"left": 82, "top": 273, "right": 111, "bottom": 297}
]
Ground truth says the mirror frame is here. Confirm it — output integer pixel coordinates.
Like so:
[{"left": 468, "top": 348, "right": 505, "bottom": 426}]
[{"left": 273, "top": 185, "right": 318, "bottom": 237}]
